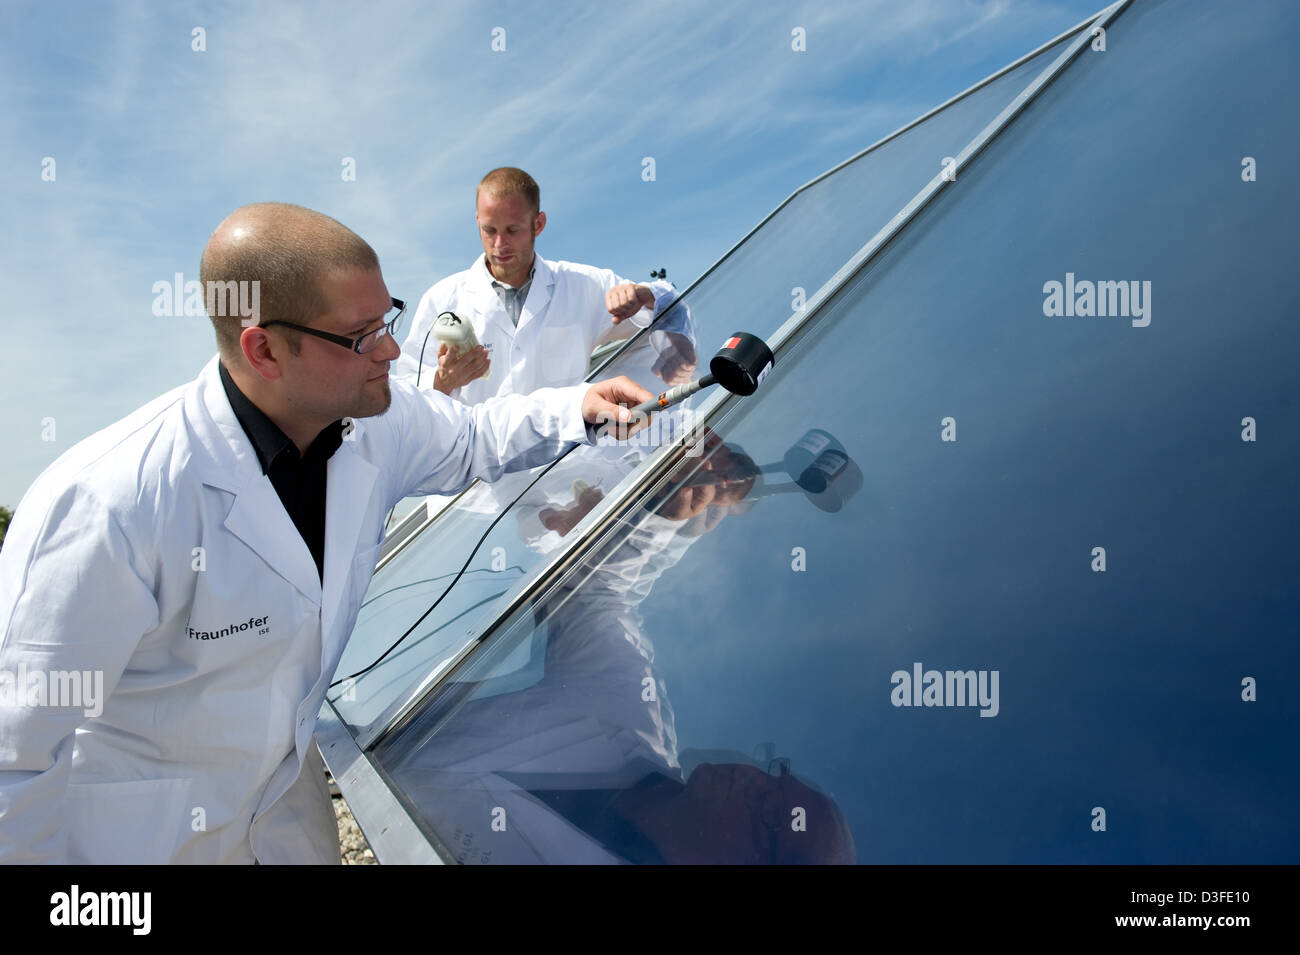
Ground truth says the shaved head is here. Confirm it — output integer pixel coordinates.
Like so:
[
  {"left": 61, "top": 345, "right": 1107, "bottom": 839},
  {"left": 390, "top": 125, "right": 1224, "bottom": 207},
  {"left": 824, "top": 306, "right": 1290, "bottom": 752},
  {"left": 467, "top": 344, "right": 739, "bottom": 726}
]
[{"left": 200, "top": 202, "right": 378, "bottom": 361}]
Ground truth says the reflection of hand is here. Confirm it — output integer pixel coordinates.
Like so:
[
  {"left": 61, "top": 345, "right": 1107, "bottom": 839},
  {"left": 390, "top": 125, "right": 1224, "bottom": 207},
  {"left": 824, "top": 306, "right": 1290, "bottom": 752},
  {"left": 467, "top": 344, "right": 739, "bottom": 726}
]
[
  {"left": 539, "top": 481, "right": 606, "bottom": 536},
  {"left": 652, "top": 432, "right": 757, "bottom": 522},
  {"left": 657, "top": 475, "right": 716, "bottom": 521},
  {"left": 706, "top": 444, "right": 759, "bottom": 505},
  {"left": 651, "top": 333, "right": 697, "bottom": 386},
  {"left": 606, "top": 283, "right": 656, "bottom": 323},
  {"left": 433, "top": 343, "right": 490, "bottom": 394}
]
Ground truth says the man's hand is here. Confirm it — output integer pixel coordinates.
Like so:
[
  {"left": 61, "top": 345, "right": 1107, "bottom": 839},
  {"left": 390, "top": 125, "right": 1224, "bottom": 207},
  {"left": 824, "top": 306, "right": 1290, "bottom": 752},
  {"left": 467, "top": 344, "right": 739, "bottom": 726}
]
[
  {"left": 651, "top": 332, "right": 698, "bottom": 386},
  {"left": 432, "top": 343, "right": 490, "bottom": 395},
  {"left": 606, "top": 283, "right": 656, "bottom": 323},
  {"left": 582, "top": 375, "right": 655, "bottom": 440}
]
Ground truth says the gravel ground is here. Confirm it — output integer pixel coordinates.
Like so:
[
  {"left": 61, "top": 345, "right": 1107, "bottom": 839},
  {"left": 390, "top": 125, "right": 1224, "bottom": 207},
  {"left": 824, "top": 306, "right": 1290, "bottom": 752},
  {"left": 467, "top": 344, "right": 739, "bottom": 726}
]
[{"left": 328, "top": 772, "right": 377, "bottom": 865}]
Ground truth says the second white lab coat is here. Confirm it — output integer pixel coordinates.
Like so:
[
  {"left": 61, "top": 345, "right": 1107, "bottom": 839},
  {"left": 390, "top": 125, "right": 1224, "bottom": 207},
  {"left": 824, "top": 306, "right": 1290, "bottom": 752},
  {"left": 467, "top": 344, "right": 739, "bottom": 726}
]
[
  {"left": 0, "top": 356, "right": 595, "bottom": 864},
  {"left": 395, "top": 254, "right": 676, "bottom": 404}
]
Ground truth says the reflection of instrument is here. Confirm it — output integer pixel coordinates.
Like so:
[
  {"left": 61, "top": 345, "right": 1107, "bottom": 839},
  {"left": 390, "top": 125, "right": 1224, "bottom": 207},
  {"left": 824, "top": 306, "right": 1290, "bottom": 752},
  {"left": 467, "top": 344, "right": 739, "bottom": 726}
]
[
  {"left": 684, "top": 430, "right": 863, "bottom": 513},
  {"left": 774, "top": 428, "right": 843, "bottom": 480},
  {"left": 629, "top": 332, "right": 774, "bottom": 418},
  {"left": 746, "top": 449, "right": 863, "bottom": 513}
]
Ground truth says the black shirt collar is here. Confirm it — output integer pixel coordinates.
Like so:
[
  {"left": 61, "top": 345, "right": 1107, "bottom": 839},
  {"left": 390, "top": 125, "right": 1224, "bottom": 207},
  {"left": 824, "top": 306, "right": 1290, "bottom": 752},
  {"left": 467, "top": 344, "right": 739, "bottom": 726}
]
[{"left": 218, "top": 361, "right": 345, "bottom": 474}]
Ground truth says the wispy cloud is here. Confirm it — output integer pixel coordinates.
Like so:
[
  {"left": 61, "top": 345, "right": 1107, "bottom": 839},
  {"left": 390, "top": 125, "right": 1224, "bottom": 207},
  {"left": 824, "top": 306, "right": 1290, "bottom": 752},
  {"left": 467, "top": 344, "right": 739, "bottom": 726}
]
[{"left": 0, "top": 0, "right": 1106, "bottom": 505}]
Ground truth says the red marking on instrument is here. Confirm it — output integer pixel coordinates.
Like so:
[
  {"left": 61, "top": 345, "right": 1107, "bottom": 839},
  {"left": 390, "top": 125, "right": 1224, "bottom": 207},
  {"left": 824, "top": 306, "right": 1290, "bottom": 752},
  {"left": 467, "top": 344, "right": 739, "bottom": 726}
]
[
  {"left": 724, "top": 336, "right": 741, "bottom": 349},
  {"left": 658, "top": 395, "right": 669, "bottom": 407}
]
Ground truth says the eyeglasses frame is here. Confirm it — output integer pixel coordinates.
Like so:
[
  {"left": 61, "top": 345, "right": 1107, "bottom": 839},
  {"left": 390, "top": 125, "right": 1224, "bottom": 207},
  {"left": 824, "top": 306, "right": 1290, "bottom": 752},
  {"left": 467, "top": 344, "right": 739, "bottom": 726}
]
[{"left": 260, "top": 297, "right": 407, "bottom": 355}]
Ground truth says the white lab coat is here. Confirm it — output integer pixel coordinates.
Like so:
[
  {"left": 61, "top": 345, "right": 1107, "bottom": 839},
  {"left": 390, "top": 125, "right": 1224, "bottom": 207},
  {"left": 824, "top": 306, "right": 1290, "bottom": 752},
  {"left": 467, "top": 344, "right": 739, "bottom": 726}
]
[
  {"left": 0, "top": 355, "right": 595, "bottom": 864},
  {"left": 394, "top": 253, "right": 678, "bottom": 404}
]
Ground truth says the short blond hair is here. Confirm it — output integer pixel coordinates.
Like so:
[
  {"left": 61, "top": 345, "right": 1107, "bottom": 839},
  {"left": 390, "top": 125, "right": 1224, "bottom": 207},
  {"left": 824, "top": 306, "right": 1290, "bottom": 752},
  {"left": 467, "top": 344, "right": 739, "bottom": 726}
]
[{"left": 476, "top": 167, "right": 540, "bottom": 214}]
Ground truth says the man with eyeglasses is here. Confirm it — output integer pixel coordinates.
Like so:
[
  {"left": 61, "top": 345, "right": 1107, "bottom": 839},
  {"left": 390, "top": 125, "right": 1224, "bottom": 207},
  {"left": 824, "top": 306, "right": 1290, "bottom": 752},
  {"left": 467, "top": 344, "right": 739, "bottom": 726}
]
[{"left": 0, "top": 201, "right": 654, "bottom": 864}]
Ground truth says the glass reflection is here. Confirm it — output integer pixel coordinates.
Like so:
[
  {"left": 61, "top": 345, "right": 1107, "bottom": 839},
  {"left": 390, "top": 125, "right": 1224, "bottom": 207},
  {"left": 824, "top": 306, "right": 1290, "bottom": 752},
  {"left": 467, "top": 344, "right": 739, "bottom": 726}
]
[
  {"left": 331, "top": 34, "right": 1080, "bottom": 736},
  {"left": 375, "top": 434, "right": 859, "bottom": 864}
]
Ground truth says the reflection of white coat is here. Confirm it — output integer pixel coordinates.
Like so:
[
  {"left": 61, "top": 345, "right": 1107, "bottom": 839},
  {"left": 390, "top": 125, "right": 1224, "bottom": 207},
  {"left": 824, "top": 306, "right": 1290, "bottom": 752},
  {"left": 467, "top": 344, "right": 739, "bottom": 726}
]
[
  {"left": 394, "top": 509, "right": 707, "bottom": 863},
  {"left": 0, "top": 356, "right": 594, "bottom": 864},
  {"left": 395, "top": 254, "right": 677, "bottom": 404}
]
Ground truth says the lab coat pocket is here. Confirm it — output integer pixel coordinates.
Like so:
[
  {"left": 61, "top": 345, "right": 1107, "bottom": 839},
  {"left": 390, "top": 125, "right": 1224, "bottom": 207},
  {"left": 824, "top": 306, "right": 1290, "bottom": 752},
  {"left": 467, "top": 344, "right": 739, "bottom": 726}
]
[
  {"left": 537, "top": 324, "right": 586, "bottom": 386},
  {"left": 66, "top": 777, "right": 194, "bottom": 864}
]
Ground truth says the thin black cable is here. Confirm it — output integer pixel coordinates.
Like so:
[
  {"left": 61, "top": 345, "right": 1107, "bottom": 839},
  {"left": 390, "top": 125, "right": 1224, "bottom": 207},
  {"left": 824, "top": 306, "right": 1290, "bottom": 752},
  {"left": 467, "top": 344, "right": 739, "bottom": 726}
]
[
  {"left": 328, "top": 587, "right": 511, "bottom": 703},
  {"left": 387, "top": 326, "right": 451, "bottom": 532},
  {"left": 358, "top": 564, "right": 524, "bottom": 611},
  {"left": 329, "top": 441, "right": 582, "bottom": 688},
  {"left": 416, "top": 324, "right": 435, "bottom": 389},
  {"left": 344, "top": 303, "right": 666, "bottom": 688}
]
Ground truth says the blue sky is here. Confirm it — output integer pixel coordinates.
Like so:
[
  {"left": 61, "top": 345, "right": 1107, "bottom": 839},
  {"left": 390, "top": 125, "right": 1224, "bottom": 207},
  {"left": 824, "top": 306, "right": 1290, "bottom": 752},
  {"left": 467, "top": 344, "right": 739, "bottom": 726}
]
[{"left": 0, "top": 0, "right": 1107, "bottom": 508}]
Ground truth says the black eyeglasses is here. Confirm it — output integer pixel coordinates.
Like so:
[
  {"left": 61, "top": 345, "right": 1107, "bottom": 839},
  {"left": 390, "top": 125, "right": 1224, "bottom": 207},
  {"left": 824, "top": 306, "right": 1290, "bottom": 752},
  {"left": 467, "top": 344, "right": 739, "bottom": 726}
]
[{"left": 261, "top": 298, "right": 408, "bottom": 355}]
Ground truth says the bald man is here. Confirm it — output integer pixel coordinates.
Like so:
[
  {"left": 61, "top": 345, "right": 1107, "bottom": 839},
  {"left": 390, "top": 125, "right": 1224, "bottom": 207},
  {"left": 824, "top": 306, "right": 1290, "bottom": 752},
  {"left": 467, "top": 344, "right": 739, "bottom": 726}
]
[{"left": 0, "top": 202, "right": 653, "bottom": 864}]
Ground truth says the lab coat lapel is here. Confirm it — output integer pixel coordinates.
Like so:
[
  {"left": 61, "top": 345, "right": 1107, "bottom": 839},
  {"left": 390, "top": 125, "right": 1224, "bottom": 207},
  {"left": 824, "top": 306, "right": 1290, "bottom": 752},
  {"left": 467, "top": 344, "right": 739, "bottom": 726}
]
[
  {"left": 470, "top": 254, "right": 515, "bottom": 344},
  {"left": 186, "top": 357, "right": 323, "bottom": 607},
  {"left": 222, "top": 484, "right": 323, "bottom": 606},
  {"left": 515, "top": 255, "right": 554, "bottom": 336}
]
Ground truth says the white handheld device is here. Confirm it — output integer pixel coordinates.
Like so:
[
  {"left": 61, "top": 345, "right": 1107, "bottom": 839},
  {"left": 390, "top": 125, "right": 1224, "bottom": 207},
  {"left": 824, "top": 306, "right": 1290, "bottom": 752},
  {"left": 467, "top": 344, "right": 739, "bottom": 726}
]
[{"left": 431, "top": 311, "right": 490, "bottom": 381}]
